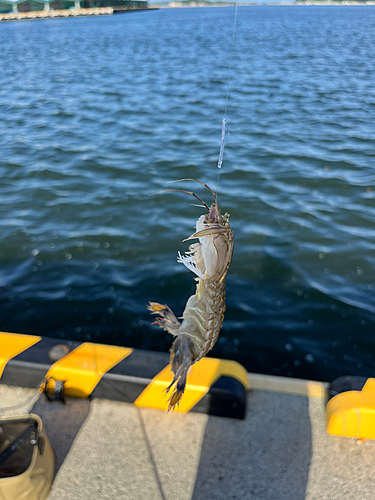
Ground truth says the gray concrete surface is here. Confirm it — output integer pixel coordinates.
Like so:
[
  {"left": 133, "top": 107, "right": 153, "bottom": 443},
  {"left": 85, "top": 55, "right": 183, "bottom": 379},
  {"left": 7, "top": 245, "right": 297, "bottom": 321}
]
[{"left": 0, "top": 380, "right": 374, "bottom": 500}]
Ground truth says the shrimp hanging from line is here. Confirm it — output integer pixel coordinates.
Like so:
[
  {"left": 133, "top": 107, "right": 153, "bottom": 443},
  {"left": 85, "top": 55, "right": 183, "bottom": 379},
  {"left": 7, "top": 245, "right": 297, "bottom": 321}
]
[{"left": 148, "top": 179, "right": 234, "bottom": 411}]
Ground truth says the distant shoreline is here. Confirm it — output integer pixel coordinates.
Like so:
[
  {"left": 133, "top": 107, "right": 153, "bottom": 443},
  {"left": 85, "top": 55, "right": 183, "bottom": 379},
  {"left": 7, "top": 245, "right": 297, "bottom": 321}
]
[
  {"left": 155, "top": 1, "right": 375, "bottom": 6},
  {"left": 1, "top": 2, "right": 374, "bottom": 25}
]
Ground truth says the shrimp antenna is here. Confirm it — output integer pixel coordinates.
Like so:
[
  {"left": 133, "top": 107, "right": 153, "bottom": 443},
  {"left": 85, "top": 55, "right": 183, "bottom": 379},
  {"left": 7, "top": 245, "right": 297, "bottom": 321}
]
[
  {"left": 149, "top": 189, "right": 210, "bottom": 211},
  {"left": 168, "top": 179, "right": 218, "bottom": 207}
]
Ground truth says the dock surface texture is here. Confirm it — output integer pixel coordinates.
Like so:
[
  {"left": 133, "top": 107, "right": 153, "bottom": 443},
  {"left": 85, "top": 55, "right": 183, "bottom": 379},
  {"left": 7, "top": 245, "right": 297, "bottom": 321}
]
[{"left": 1, "top": 377, "right": 374, "bottom": 500}]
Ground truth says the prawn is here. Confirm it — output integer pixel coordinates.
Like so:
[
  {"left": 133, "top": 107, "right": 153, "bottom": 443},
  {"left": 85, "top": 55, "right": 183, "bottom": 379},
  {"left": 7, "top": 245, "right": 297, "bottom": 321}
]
[{"left": 148, "top": 179, "right": 234, "bottom": 411}]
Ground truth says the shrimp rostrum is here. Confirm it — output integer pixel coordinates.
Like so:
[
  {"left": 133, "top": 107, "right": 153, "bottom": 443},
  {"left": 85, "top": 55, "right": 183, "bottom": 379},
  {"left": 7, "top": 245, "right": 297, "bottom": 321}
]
[{"left": 148, "top": 180, "right": 234, "bottom": 411}]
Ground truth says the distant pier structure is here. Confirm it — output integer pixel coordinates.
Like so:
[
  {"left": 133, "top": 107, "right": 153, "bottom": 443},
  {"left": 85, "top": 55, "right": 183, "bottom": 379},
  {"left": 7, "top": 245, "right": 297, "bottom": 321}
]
[{"left": 0, "top": 0, "right": 148, "bottom": 13}]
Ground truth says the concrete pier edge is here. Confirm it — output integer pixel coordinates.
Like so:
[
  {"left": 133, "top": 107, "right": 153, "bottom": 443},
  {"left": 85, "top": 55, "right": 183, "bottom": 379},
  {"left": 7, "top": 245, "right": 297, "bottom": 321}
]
[{"left": 0, "top": 332, "right": 249, "bottom": 419}]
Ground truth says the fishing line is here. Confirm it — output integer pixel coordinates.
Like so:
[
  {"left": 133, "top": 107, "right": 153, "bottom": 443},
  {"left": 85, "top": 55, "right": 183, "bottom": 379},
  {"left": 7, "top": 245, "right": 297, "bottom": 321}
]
[{"left": 216, "top": 2, "right": 238, "bottom": 197}]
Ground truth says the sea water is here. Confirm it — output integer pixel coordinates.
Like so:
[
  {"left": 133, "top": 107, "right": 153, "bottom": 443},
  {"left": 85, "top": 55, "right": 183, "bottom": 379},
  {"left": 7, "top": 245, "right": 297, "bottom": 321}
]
[{"left": 1, "top": 6, "right": 375, "bottom": 381}]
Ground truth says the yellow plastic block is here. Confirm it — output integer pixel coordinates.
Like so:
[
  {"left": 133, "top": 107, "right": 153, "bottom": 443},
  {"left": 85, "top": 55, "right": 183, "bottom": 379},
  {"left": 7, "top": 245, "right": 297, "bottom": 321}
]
[
  {"left": 46, "top": 343, "right": 132, "bottom": 397},
  {"left": 0, "top": 332, "right": 41, "bottom": 377},
  {"left": 134, "top": 357, "right": 249, "bottom": 413},
  {"left": 326, "top": 378, "right": 375, "bottom": 440}
]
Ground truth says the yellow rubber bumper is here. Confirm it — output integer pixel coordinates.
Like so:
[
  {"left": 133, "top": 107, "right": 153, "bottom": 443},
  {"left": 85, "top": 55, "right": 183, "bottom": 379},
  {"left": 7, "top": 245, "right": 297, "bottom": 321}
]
[
  {"left": 0, "top": 332, "right": 41, "bottom": 378},
  {"left": 326, "top": 377, "right": 375, "bottom": 440},
  {"left": 0, "top": 331, "right": 249, "bottom": 419},
  {"left": 46, "top": 343, "right": 133, "bottom": 398},
  {"left": 134, "top": 357, "right": 249, "bottom": 413}
]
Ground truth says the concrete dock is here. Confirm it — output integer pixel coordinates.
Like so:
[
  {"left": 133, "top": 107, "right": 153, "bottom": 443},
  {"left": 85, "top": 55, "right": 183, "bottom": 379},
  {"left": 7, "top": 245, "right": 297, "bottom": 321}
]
[
  {"left": 0, "top": 7, "right": 158, "bottom": 22},
  {"left": 1, "top": 374, "right": 374, "bottom": 500},
  {"left": 0, "top": 8, "right": 113, "bottom": 22}
]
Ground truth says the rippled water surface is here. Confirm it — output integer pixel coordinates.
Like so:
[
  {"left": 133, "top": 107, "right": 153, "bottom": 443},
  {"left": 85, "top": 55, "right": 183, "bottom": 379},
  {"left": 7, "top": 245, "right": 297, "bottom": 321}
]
[{"left": 1, "top": 6, "right": 375, "bottom": 381}]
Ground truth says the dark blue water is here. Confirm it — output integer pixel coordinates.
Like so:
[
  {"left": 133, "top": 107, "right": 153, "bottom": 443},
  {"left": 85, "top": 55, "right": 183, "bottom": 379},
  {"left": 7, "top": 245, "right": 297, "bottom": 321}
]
[{"left": 1, "top": 6, "right": 375, "bottom": 381}]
